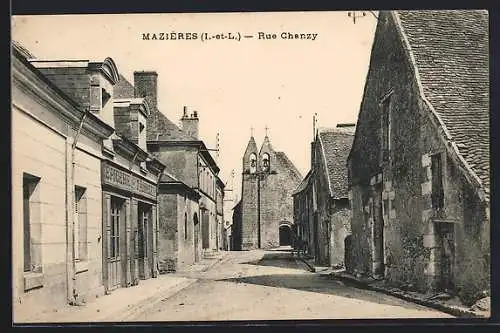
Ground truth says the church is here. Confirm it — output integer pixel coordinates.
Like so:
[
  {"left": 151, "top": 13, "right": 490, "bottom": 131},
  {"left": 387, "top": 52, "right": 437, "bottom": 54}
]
[{"left": 233, "top": 132, "right": 303, "bottom": 250}]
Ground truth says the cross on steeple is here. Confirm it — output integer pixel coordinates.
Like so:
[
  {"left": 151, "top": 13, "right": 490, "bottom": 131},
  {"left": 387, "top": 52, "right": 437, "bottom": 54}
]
[
  {"left": 250, "top": 126, "right": 254, "bottom": 137},
  {"left": 265, "top": 125, "right": 269, "bottom": 137}
]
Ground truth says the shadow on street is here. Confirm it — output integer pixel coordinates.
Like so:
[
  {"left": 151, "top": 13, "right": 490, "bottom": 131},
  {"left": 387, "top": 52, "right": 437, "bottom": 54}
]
[{"left": 219, "top": 250, "right": 430, "bottom": 310}]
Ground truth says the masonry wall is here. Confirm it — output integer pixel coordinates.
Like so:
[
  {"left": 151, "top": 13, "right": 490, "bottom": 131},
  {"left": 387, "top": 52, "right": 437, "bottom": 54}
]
[
  {"left": 157, "top": 193, "right": 178, "bottom": 273},
  {"left": 152, "top": 147, "right": 199, "bottom": 188},
  {"left": 72, "top": 137, "right": 106, "bottom": 303},
  {"left": 12, "top": 105, "right": 69, "bottom": 320},
  {"left": 348, "top": 12, "right": 490, "bottom": 301},
  {"left": 241, "top": 174, "right": 258, "bottom": 250},
  {"left": 259, "top": 156, "right": 301, "bottom": 249},
  {"left": 12, "top": 76, "right": 107, "bottom": 320},
  {"left": 176, "top": 194, "right": 199, "bottom": 269}
]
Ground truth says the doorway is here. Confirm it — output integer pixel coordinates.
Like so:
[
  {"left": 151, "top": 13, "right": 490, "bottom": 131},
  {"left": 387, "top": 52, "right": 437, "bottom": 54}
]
[
  {"left": 371, "top": 185, "right": 385, "bottom": 278},
  {"left": 436, "top": 222, "right": 455, "bottom": 291},
  {"left": 138, "top": 202, "right": 152, "bottom": 280},
  {"left": 106, "top": 196, "right": 125, "bottom": 291},
  {"left": 279, "top": 224, "right": 292, "bottom": 246},
  {"left": 193, "top": 213, "right": 200, "bottom": 262}
]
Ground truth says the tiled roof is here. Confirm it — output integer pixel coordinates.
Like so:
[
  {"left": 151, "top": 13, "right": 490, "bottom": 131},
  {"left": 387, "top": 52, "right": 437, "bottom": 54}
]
[
  {"left": 112, "top": 73, "right": 195, "bottom": 141},
  {"left": 275, "top": 151, "right": 303, "bottom": 181},
  {"left": 152, "top": 111, "right": 196, "bottom": 141},
  {"left": 113, "top": 73, "right": 135, "bottom": 98},
  {"left": 396, "top": 10, "right": 490, "bottom": 193},
  {"left": 292, "top": 170, "right": 312, "bottom": 196},
  {"left": 318, "top": 129, "right": 354, "bottom": 199}
]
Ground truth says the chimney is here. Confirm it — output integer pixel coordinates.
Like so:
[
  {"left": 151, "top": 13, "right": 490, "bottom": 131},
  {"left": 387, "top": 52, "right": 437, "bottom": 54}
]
[
  {"left": 180, "top": 106, "right": 199, "bottom": 139},
  {"left": 134, "top": 71, "right": 158, "bottom": 109}
]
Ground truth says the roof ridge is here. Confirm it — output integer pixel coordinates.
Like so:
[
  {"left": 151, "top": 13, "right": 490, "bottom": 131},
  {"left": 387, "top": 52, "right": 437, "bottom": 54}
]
[{"left": 393, "top": 10, "right": 488, "bottom": 202}]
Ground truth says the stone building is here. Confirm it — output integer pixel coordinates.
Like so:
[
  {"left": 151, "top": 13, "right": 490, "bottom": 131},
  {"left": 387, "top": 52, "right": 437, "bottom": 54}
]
[
  {"left": 239, "top": 134, "right": 303, "bottom": 250},
  {"left": 292, "top": 124, "right": 354, "bottom": 268},
  {"left": 347, "top": 10, "right": 489, "bottom": 304},
  {"left": 292, "top": 171, "right": 314, "bottom": 254},
  {"left": 113, "top": 71, "right": 223, "bottom": 270},
  {"left": 231, "top": 200, "right": 243, "bottom": 251},
  {"left": 156, "top": 172, "right": 201, "bottom": 271},
  {"left": 215, "top": 177, "right": 225, "bottom": 250},
  {"left": 12, "top": 44, "right": 114, "bottom": 320},
  {"left": 29, "top": 56, "right": 165, "bottom": 295}
]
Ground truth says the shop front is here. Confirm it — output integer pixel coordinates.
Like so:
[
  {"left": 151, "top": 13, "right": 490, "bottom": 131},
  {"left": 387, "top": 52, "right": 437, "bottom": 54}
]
[{"left": 101, "top": 160, "right": 159, "bottom": 294}]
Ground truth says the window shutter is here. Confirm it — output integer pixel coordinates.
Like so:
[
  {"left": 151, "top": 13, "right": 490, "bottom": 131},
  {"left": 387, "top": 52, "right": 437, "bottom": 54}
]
[{"left": 90, "top": 85, "right": 102, "bottom": 112}]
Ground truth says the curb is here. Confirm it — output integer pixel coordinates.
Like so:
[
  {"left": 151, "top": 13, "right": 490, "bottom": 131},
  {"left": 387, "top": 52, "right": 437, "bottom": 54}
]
[
  {"left": 295, "top": 256, "right": 316, "bottom": 273},
  {"left": 109, "top": 278, "right": 198, "bottom": 321},
  {"left": 329, "top": 273, "right": 487, "bottom": 319},
  {"left": 202, "top": 252, "right": 229, "bottom": 272}
]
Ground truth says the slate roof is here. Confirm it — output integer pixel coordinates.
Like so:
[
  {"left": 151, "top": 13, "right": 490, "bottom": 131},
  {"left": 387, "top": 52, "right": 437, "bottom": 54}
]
[
  {"left": 113, "top": 73, "right": 195, "bottom": 142},
  {"left": 318, "top": 128, "right": 354, "bottom": 199},
  {"left": 396, "top": 10, "right": 490, "bottom": 194}
]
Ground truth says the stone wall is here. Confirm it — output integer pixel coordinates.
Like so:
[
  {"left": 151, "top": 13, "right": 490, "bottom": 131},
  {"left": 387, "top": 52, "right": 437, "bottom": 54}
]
[
  {"left": 157, "top": 193, "right": 178, "bottom": 273},
  {"left": 348, "top": 12, "right": 490, "bottom": 301}
]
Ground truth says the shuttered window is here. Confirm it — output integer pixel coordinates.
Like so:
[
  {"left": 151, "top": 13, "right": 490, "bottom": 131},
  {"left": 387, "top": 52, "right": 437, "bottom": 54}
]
[{"left": 431, "top": 153, "right": 445, "bottom": 214}]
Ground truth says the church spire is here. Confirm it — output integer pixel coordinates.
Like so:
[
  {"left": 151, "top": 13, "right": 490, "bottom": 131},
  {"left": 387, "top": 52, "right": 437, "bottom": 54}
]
[{"left": 242, "top": 134, "right": 258, "bottom": 174}]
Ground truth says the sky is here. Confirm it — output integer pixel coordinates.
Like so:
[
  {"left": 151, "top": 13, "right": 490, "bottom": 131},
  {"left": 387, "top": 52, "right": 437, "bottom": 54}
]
[{"left": 12, "top": 11, "right": 378, "bottom": 208}]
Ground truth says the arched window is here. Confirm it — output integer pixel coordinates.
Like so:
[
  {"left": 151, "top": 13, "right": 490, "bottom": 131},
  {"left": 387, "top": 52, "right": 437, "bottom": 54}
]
[
  {"left": 184, "top": 212, "right": 188, "bottom": 240},
  {"left": 262, "top": 153, "right": 270, "bottom": 172},
  {"left": 249, "top": 153, "right": 257, "bottom": 174}
]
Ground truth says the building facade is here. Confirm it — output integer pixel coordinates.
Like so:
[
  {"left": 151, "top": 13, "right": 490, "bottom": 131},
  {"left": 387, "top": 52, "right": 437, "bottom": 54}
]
[
  {"left": 12, "top": 45, "right": 115, "bottom": 320},
  {"left": 12, "top": 44, "right": 168, "bottom": 323},
  {"left": 240, "top": 135, "right": 303, "bottom": 250},
  {"left": 156, "top": 173, "right": 201, "bottom": 272},
  {"left": 292, "top": 124, "right": 354, "bottom": 267},
  {"left": 347, "top": 10, "right": 490, "bottom": 304},
  {"left": 114, "top": 71, "right": 223, "bottom": 268}
]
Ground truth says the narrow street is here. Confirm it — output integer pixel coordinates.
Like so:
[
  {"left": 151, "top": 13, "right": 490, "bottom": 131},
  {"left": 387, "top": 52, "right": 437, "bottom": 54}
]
[{"left": 131, "top": 249, "right": 453, "bottom": 321}]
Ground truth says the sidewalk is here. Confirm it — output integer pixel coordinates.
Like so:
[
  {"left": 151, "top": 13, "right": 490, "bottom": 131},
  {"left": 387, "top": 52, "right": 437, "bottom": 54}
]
[
  {"left": 17, "top": 274, "right": 197, "bottom": 323},
  {"left": 177, "top": 250, "right": 229, "bottom": 274},
  {"left": 327, "top": 269, "right": 490, "bottom": 319}
]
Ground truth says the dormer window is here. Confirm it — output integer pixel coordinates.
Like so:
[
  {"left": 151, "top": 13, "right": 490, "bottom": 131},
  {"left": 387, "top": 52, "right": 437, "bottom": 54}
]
[
  {"left": 102, "top": 88, "right": 111, "bottom": 108},
  {"left": 249, "top": 153, "right": 257, "bottom": 174},
  {"left": 262, "top": 153, "right": 270, "bottom": 172},
  {"left": 90, "top": 83, "right": 102, "bottom": 112}
]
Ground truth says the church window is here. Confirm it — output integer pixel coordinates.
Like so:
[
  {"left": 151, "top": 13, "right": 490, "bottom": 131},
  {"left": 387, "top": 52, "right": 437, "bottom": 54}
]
[
  {"left": 249, "top": 153, "right": 257, "bottom": 174},
  {"left": 262, "top": 153, "right": 270, "bottom": 172}
]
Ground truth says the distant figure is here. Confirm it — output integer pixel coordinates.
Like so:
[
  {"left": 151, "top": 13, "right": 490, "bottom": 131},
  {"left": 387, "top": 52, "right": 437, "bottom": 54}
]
[{"left": 293, "top": 237, "right": 308, "bottom": 257}]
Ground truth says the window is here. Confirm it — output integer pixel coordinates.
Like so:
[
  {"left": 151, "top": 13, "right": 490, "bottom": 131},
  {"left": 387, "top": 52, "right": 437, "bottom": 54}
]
[
  {"left": 139, "top": 122, "right": 145, "bottom": 133},
  {"left": 90, "top": 84, "right": 102, "bottom": 112},
  {"left": 102, "top": 88, "right": 111, "bottom": 108},
  {"left": 110, "top": 198, "right": 122, "bottom": 258},
  {"left": 431, "top": 153, "right": 444, "bottom": 215},
  {"left": 184, "top": 213, "right": 188, "bottom": 240},
  {"left": 262, "top": 153, "right": 270, "bottom": 172},
  {"left": 249, "top": 153, "right": 257, "bottom": 174},
  {"left": 74, "top": 186, "right": 87, "bottom": 261},
  {"left": 23, "top": 173, "right": 40, "bottom": 272},
  {"left": 138, "top": 203, "right": 151, "bottom": 259},
  {"left": 380, "top": 96, "right": 392, "bottom": 163}
]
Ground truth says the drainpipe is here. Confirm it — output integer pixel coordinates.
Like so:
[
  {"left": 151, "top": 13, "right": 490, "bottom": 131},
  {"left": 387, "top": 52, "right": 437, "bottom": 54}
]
[
  {"left": 130, "top": 151, "right": 139, "bottom": 171},
  {"left": 68, "top": 109, "right": 88, "bottom": 305}
]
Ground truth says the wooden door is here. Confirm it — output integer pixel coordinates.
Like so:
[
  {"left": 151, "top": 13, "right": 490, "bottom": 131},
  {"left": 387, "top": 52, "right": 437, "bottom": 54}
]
[
  {"left": 107, "top": 198, "right": 122, "bottom": 290},
  {"left": 437, "top": 223, "right": 455, "bottom": 291},
  {"left": 194, "top": 213, "right": 200, "bottom": 262},
  {"left": 372, "top": 188, "right": 384, "bottom": 277}
]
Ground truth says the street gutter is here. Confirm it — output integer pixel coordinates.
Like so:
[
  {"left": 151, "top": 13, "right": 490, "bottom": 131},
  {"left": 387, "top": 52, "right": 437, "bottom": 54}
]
[{"left": 328, "top": 271, "right": 489, "bottom": 319}]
